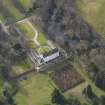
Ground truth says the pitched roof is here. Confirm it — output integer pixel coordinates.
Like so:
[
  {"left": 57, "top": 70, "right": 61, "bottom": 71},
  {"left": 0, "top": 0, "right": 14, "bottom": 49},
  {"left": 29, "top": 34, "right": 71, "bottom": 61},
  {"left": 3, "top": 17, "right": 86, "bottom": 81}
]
[{"left": 43, "top": 48, "right": 59, "bottom": 57}]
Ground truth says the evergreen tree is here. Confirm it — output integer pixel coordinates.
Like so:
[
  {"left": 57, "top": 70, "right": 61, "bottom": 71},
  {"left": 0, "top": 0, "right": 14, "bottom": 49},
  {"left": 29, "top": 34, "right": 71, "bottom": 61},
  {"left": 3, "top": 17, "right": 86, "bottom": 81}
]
[{"left": 51, "top": 89, "right": 66, "bottom": 105}]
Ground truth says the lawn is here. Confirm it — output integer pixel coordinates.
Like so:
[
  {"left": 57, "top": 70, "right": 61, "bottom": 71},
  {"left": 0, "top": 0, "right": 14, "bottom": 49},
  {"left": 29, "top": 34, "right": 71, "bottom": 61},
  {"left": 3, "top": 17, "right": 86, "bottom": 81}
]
[
  {"left": 17, "top": 21, "right": 48, "bottom": 45},
  {"left": 72, "top": 56, "right": 105, "bottom": 97},
  {"left": 19, "top": 0, "right": 32, "bottom": 10},
  {"left": 12, "top": 59, "right": 33, "bottom": 75},
  {"left": 0, "top": 0, "right": 23, "bottom": 21},
  {"left": 0, "top": 13, "right": 5, "bottom": 22},
  {"left": 14, "top": 73, "right": 54, "bottom": 105},
  {"left": 37, "top": 46, "right": 51, "bottom": 54},
  {"left": 0, "top": 78, "right": 3, "bottom": 97},
  {"left": 63, "top": 56, "right": 105, "bottom": 104},
  {"left": 75, "top": 0, "right": 105, "bottom": 39},
  {"left": 26, "top": 41, "right": 37, "bottom": 49},
  {"left": 65, "top": 82, "right": 92, "bottom": 105},
  {"left": 17, "top": 22, "right": 35, "bottom": 39},
  {"left": 65, "top": 82, "right": 88, "bottom": 96},
  {"left": 17, "top": 21, "right": 52, "bottom": 53},
  {"left": 37, "top": 33, "right": 47, "bottom": 45}
]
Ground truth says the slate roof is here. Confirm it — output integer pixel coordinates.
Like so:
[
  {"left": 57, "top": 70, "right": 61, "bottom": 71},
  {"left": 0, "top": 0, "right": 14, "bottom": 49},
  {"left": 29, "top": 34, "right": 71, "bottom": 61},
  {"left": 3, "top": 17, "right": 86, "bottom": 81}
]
[{"left": 43, "top": 48, "right": 59, "bottom": 58}]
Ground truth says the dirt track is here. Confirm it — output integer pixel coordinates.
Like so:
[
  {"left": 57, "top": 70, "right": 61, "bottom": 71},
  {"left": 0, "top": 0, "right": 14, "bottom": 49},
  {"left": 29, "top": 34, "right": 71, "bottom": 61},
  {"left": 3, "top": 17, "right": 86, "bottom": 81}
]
[{"left": 12, "top": 68, "right": 36, "bottom": 80}]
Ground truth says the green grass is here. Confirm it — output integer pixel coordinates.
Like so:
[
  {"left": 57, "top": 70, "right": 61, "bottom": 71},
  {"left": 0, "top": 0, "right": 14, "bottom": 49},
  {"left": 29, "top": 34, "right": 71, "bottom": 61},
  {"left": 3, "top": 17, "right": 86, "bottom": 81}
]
[
  {"left": 65, "top": 82, "right": 88, "bottom": 96},
  {"left": 65, "top": 82, "right": 92, "bottom": 105},
  {"left": 17, "top": 22, "right": 35, "bottom": 39},
  {"left": 26, "top": 41, "right": 37, "bottom": 48},
  {"left": 37, "top": 33, "right": 47, "bottom": 45},
  {"left": 38, "top": 46, "right": 51, "bottom": 54},
  {"left": 14, "top": 73, "right": 54, "bottom": 105},
  {"left": 12, "top": 59, "right": 33, "bottom": 75},
  {"left": 64, "top": 56, "right": 105, "bottom": 104},
  {"left": 75, "top": 0, "right": 105, "bottom": 39},
  {"left": 0, "top": 13, "right": 5, "bottom": 22},
  {"left": 19, "top": 0, "right": 32, "bottom": 10},
  {"left": 1, "top": 0, "right": 23, "bottom": 21},
  {"left": 0, "top": 78, "right": 3, "bottom": 97},
  {"left": 72, "top": 56, "right": 105, "bottom": 97}
]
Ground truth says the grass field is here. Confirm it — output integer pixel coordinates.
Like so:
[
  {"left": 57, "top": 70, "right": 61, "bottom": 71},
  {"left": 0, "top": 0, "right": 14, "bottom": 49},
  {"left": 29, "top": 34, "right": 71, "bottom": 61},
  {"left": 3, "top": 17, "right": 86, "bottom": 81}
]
[
  {"left": 14, "top": 73, "right": 54, "bottom": 105},
  {"left": 72, "top": 56, "right": 105, "bottom": 97},
  {"left": 65, "top": 82, "right": 88, "bottom": 96},
  {"left": 65, "top": 82, "right": 92, "bottom": 105},
  {"left": 0, "top": 78, "right": 3, "bottom": 97},
  {"left": 5, "top": 0, "right": 23, "bottom": 20},
  {"left": 17, "top": 22, "right": 35, "bottom": 39},
  {"left": 19, "top": 0, "right": 32, "bottom": 10},
  {"left": 0, "top": 0, "right": 32, "bottom": 23},
  {"left": 17, "top": 21, "right": 47, "bottom": 45},
  {"left": 63, "top": 57, "right": 105, "bottom": 104},
  {"left": 26, "top": 41, "right": 37, "bottom": 49},
  {"left": 37, "top": 33, "right": 47, "bottom": 45},
  {"left": 75, "top": 0, "right": 105, "bottom": 39},
  {"left": 0, "top": 0, "right": 23, "bottom": 21},
  {"left": 38, "top": 46, "right": 51, "bottom": 54},
  {"left": 12, "top": 59, "right": 33, "bottom": 75},
  {"left": 0, "top": 13, "right": 5, "bottom": 22},
  {"left": 17, "top": 21, "right": 52, "bottom": 54}
]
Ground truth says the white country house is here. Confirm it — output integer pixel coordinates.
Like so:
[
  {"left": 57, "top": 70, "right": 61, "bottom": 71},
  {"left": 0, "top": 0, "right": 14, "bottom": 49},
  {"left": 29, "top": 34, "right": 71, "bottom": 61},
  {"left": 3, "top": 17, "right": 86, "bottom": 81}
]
[{"left": 38, "top": 48, "right": 60, "bottom": 64}]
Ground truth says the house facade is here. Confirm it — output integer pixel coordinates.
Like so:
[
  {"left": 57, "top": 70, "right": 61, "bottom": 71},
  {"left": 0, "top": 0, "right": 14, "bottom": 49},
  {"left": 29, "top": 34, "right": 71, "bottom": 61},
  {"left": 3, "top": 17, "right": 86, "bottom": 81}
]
[{"left": 41, "top": 48, "right": 60, "bottom": 63}]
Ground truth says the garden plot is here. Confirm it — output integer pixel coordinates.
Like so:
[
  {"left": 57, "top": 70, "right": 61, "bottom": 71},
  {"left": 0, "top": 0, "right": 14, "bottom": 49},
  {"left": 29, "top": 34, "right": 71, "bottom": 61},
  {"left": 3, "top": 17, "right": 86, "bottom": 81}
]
[{"left": 51, "top": 65, "right": 84, "bottom": 91}]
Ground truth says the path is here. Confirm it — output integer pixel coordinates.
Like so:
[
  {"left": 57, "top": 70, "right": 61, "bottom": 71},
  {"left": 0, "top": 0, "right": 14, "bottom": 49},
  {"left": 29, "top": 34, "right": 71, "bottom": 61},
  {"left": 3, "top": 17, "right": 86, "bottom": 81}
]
[
  {"left": 12, "top": 68, "right": 36, "bottom": 80},
  {"left": 16, "top": 18, "right": 40, "bottom": 46},
  {"left": 26, "top": 20, "right": 40, "bottom": 46},
  {"left": 16, "top": 18, "right": 28, "bottom": 24},
  {"left": 47, "top": 40, "right": 55, "bottom": 49}
]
